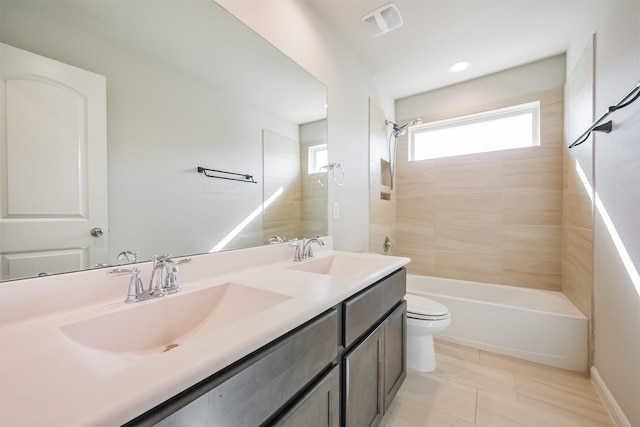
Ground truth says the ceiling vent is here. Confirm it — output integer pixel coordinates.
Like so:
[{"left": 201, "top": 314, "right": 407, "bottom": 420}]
[{"left": 361, "top": 3, "right": 403, "bottom": 38}]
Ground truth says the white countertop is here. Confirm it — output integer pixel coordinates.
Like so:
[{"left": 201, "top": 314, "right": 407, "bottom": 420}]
[{"left": 0, "top": 244, "right": 409, "bottom": 426}]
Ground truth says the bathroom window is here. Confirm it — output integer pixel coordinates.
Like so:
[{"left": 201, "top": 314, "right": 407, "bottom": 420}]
[
  {"left": 308, "top": 144, "right": 328, "bottom": 174},
  {"left": 409, "top": 101, "right": 540, "bottom": 161}
]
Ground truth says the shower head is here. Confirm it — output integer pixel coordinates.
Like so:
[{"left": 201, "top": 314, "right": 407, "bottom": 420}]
[{"left": 386, "top": 118, "right": 422, "bottom": 137}]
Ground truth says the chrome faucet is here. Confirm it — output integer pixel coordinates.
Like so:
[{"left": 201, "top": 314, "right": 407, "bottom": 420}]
[
  {"left": 116, "top": 250, "right": 138, "bottom": 264},
  {"left": 107, "top": 267, "right": 147, "bottom": 303},
  {"left": 149, "top": 255, "right": 170, "bottom": 297},
  {"left": 267, "top": 235, "right": 284, "bottom": 244},
  {"left": 107, "top": 255, "right": 191, "bottom": 303},
  {"left": 302, "top": 237, "right": 325, "bottom": 259},
  {"left": 289, "top": 240, "right": 304, "bottom": 262},
  {"left": 289, "top": 237, "right": 325, "bottom": 262},
  {"left": 149, "top": 255, "right": 192, "bottom": 296},
  {"left": 163, "top": 257, "right": 191, "bottom": 294}
]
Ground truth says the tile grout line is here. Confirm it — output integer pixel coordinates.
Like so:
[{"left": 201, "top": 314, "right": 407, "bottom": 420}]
[{"left": 474, "top": 387, "right": 479, "bottom": 424}]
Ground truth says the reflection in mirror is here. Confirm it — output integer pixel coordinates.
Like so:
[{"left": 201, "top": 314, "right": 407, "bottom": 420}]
[
  {"left": 263, "top": 121, "right": 328, "bottom": 243},
  {"left": 0, "top": 0, "right": 327, "bottom": 281}
]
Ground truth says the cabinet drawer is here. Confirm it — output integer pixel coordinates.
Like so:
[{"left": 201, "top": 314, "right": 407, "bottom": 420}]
[
  {"left": 272, "top": 365, "right": 340, "bottom": 427},
  {"left": 144, "top": 309, "right": 338, "bottom": 427},
  {"left": 343, "top": 268, "right": 406, "bottom": 348}
]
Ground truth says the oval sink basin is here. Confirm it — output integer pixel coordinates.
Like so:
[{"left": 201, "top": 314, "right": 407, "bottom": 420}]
[
  {"left": 287, "top": 255, "right": 381, "bottom": 277},
  {"left": 58, "top": 283, "right": 290, "bottom": 374}
]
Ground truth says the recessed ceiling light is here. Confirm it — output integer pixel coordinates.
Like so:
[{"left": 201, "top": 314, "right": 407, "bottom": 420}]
[{"left": 449, "top": 60, "right": 471, "bottom": 73}]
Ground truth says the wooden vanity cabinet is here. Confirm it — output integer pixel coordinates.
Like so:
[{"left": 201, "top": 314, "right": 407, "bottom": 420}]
[
  {"left": 125, "top": 268, "right": 406, "bottom": 427},
  {"left": 343, "top": 269, "right": 407, "bottom": 427}
]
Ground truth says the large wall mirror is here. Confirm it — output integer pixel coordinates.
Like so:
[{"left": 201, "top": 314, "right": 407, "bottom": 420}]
[{"left": 0, "top": 0, "right": 328, "bottom": 281}]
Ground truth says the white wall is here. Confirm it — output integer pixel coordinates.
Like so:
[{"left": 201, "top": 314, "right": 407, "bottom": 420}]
[
  {"left": 567, "top": 2, "right": 640, "bottom": 425},
  {"left": 216, "top": 0, "right": 394, "bottom": 252}
]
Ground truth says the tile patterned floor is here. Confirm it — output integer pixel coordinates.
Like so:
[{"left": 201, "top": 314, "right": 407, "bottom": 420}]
[{"left": 380, "top": 341, "right": 614, "bottom": 427}]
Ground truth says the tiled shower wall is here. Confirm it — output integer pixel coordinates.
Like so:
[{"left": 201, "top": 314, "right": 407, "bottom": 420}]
[
  {"left": 393, "top": 57, "right": 565, "bottom": 290},
  {"left": 563, "top": 38, "right": 594, "bottom": 318},
  {"left": 369, "top": 99, "right": 397, "bottom": 255}
]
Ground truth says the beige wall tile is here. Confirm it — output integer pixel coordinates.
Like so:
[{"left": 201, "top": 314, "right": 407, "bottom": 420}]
[
  {"left": 398, "top": 196, "right": 436, "bottom": 223},
  {"left": 562, "top": 226, "right": 593, "bottom": 276},
  {"left": 564, "top": 142, "right": 593, "bottom": 190},
  {"left": 502, "top": 256, "right": 561, "bottom": 290},
  {"left": 434, "top": 161, "right": 503, "bottom": 194},
  {"left": 563, "top": 184, "right": 593, "bottom": 229},
  {"left": 396, "top": 181, "right": 436, "bottom": 198},
  {"left": 503, "top": 191, "right": 562, "bottom": 225},
  {"left": 560, "top": 41, "right": 594, "bottom": 354},
  {"left": 435, "top": 224, "right": 503, "bottom": 255},
  {"left": 435, "top": 251, "right": 502, "bottom": 283},
  {"left": 434, "top": 193, "right": 503, "bottom": 225},
  {"left": 562, "top": 260, "right": 592, "bottom": 317},
  {"left": 503, "top": 225, "right": 562, "bottom": 260},
  {"left": 503, "top": 155, "right": 563, "bottom": 193},
  {"left": 396, "top": 163, "right": 436, "bottom": 194}
]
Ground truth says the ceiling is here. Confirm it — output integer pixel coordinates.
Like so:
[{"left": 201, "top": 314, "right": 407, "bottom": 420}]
[{"left": 308, "top": 0, "right": 593, "bottom": 100}]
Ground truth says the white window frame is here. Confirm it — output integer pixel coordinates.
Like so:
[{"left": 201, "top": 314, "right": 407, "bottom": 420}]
[
  {"left": 308, "top": 143, "right": 328, "bottom": 174},
  {"left": 408, "top": 101, "right": 540, "bottom": 161}
]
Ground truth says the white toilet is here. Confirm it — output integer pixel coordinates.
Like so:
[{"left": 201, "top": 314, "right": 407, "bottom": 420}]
[{"left": 405, "top": 294, "right": 452, "bottom": 372}]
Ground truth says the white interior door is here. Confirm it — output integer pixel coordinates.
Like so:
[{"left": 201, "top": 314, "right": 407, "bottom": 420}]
[{"left": 0, "top": 43, "right": 108, "bottom": 280}]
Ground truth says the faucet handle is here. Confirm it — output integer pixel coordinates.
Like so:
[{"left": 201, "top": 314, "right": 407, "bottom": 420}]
[
  {"left": 107, "top": 267, "right": 145, "bottom": 303},
  {"left": 163, "top": 257, "right": 192, "bottom": 294},
  {"left": 152, "top": 254, "right": 172, "bottom": 264},
  {"left": 289, "top": 241, "right": 303, "bottom": 262},
  {"left": 116, "top": 250, "right": 138, "bottom": 264},
  {"left": 267, "top": 235, "right": 284, "bottom": 244}
]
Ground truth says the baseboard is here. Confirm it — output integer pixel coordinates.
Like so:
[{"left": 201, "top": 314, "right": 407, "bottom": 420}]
[{"left": 590, "top": 367, "right": 632, "bottom": 427}]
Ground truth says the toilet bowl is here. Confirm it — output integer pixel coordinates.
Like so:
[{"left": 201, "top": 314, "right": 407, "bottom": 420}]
[{"left": 405, "top": 294, "right": 451, "bottom": 372}]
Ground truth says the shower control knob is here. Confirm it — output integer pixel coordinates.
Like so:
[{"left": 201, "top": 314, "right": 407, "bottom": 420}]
[{"left": 90, "top": 227, "right": 104, "bottom": 237}]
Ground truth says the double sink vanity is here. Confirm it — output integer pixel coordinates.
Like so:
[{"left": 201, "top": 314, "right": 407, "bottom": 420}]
[{"left": 0, "top": 239, "right": 410, "bottom": 426}]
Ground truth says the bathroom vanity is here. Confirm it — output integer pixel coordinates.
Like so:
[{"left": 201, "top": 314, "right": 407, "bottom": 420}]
[{"left": 0, "top": 241, "right": 409, "bottom": 426}]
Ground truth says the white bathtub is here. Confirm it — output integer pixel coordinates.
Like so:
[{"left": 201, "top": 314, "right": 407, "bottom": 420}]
[{"left": 407, "top": 274, "right": 588, "bottom": 372}]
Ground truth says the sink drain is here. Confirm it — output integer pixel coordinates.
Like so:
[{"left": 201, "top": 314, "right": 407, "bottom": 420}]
[{"left": 163, "top": 344, "right": 179, "bottom": 352}]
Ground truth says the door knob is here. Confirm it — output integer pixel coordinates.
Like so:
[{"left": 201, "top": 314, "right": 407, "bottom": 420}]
[{"left": 90, "top": 227, "right": 104, "bottom": 237}]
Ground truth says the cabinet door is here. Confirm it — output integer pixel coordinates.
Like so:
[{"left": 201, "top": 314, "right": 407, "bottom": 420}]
[
  {"left": 273, "top": 365, "right": 340, "bottom": 427},
  {"left": 384, "top": 301, "right": 407, "bottom": 411},
  {"left": 344, "top": 324, "right": 385, "bottom": 427}
]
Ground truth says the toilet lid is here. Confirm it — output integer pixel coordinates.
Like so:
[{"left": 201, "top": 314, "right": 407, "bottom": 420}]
[{"left": 405, "top": 294, "right": 449, "bottom": 317}]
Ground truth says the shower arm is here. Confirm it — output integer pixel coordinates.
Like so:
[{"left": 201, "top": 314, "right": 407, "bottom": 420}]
[{"left": 385, "top": 118, "right": 422, "bottom": 189}]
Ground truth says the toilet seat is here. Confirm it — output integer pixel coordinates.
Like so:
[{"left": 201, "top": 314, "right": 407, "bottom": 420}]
[{"left": 405, "top": 294, "right": 449, "bottom": 321}]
